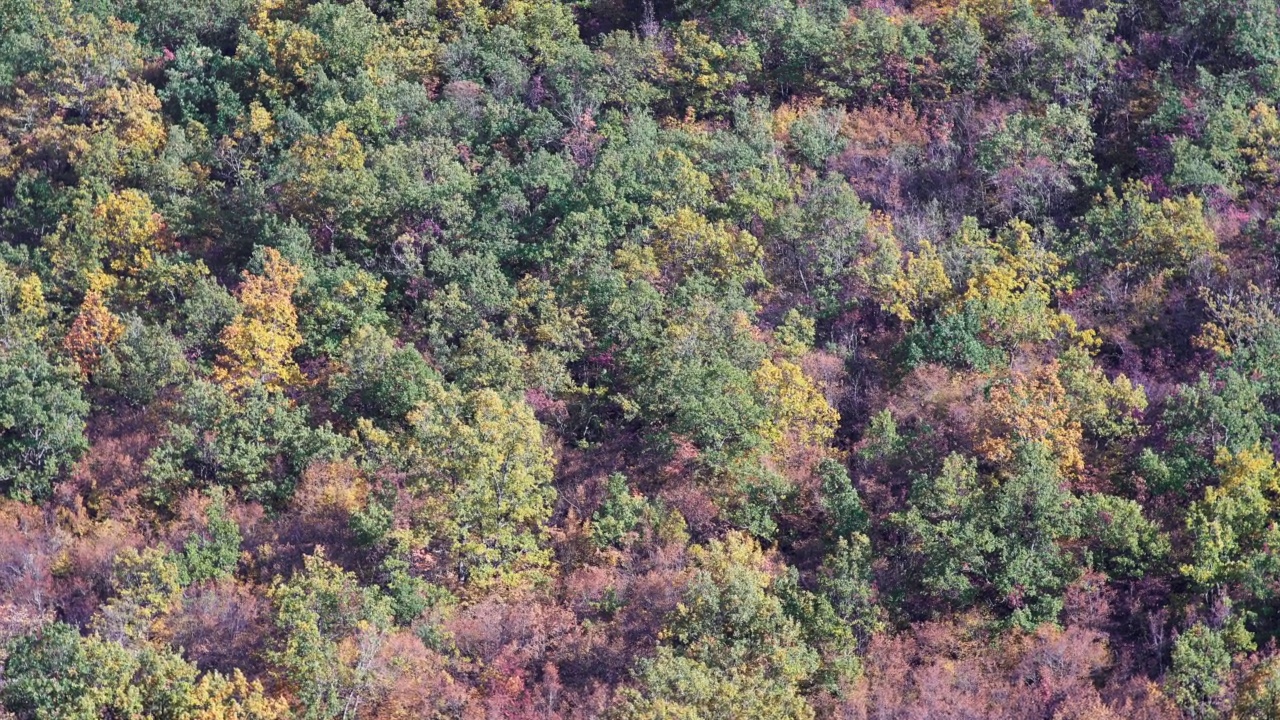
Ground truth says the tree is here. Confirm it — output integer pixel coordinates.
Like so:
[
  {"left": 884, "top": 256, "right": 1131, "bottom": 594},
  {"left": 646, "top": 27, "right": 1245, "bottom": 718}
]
[
  {"left": 406, "top": 382, "right": 557, "bottom": 591},
  {"left": 977, "top": 104, "right": 1097, "bottom": 219},
  {"left": 2, "top": 621, "right": 287, "bottom": 720},
  {"left": 267, "top": 550, "right": 394, "bottom": 720},
  {"left": 752, "top": 357, "right": 838, "bottom": 453},
  {"left": 614, "top": 533, "right": 820, "bottom": 720},
  {"left": 213, "top": 247, "right": 305, "bottom": 392},
  {"left": 648, "top": 207, "right": 763, "bottom": 286},
  {"left": 62, "top": 289, "right": 124, "bottom": 377},
  {"left": 1166, "top": 623, "right": 1236, "bottom": 720},
  {"left": 1078, "top": 181, "right": 1222, "bottom": 280},
  {"left": 275, "top": 122, "right": 379, "bottom": 246},
  {"left": 145, "top": 378, "right": 349, "bottom": 507},
  {"left": 95, "top": 314, "right": 190, "bottom": 406},
  {"left": 1182, "top": 446, "right": 1280, "bottom": 598},
  {"left": 178, "top": 487, "right": 243, "bottom": 586},
  {"left": 329, "top": 325, "right": 440, "bottom": 428},
  {"left": 0, "top": 261, "right": 88, "bottom": 501},
  {"left": 894, "top": 443, "right": 1082, "bottom": 628},
  {"left": 1078, "top": 493, "right": 1169, "bottom": 579}
]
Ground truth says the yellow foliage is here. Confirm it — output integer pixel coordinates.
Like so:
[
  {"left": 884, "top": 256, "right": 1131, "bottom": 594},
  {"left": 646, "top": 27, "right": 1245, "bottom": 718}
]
[
  {"left": 885, "top": 239, "right": 951, "bottom": 322},
  {"left": 613, "top": 243, "right": 662, "bottom": 283},
  {"left": 63, "top": 290, "right": 125, "bottom": 376},
  {"left": 0, "top": 9, "right": 165, "bottom": 181},
  {"left": 648, "top": 148, "right": 714, "bottom": 213},
  {"left": 1193, "top": 284, "right": 1278, "bottom": 360},
  {"left": 292, "top": 122, "right": 367, "bottom": 177},
  {"left": 16, "top": 275, "right": 46, "bottom": 322},
  {"left": 1214, "top": 445, "right": 1280, "bottom": 496},
  {"left": 247, "top": 103, "right": 277, "bottom": 146},
  {"left": 214, "top": 248, "right": 305, "bottom": 392},
  {"left": 978, "top": 362, "right": 1085, "bottom": 477},
  {"left": 277, "top": 122, "right": 372, "bottom": 233},
  {"left": 91, "top": 189, "right": 170, "bottom": 278},
  {"left": 855, "top": 212, "right": 903, "bottom": 300},
  {"left": 661, "top": 21, "right": 759, "bottom": 114},
  {"left": 953, "top": 220, "right": 1081, "bottom": 345},
  {"left": 1057, "top": 345, "right": 1148, "bottom": 442},
  {"left": 1244, "top": 101, "right": 1280, "bottom": 184},
  {"left": 248, "top": 0, "right": 324, "bottom": 96},
  {"left": 1093, "top": 182, "right": 1223, "bottom": 278},
  {"left": 1193, "top": 321, "right": 1233, "bottom": 358},
  {"left": 962, "top": 221, "right": 1064, "bottom": 303},
  {"left": 650, "top": 208, "right": 762, "bottom": 284},
  {"left": 855, "top": 214, "right": 956, "bottom": 324},
  {"left": 754, "top": 358, "right": 839, "bottom": 450},
  {"left": 293, "top": 461, "right": 369, "bottom": 519},
  {"left": 189, "top": 669, "right": 291, "bottom": 720},
  {"left": 1180, "top": 446, "right": 1279, "bottom": 586},
  {"left": 0, "top": 262, "right": 51, "bottom": 341}
]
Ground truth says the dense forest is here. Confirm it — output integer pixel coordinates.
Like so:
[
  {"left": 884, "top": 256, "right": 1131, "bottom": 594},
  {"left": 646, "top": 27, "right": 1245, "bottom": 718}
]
[{"left": 5, "top": 0, "right": 1280, "bottom": 716}]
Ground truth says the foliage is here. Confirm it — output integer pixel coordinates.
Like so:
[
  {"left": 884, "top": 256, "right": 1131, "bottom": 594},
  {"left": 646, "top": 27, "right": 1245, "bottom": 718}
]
[
  {"left": 4, "top": 0, "right": 1280, "bottom": 716},
  {"left": 213, "top": 247, "right": 306, "bottom": 392},
  {"left": 405, "top": 381, "right": 557, "bottom": 591}
]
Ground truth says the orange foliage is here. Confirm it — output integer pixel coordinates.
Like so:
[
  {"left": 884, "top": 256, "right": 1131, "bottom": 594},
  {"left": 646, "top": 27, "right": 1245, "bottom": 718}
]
[
  {"left": 977, "top": 361, "right": 1085, "bottom": 478},
  {"left": 63, "top": 290, "right": 124, "bottom": 376}
]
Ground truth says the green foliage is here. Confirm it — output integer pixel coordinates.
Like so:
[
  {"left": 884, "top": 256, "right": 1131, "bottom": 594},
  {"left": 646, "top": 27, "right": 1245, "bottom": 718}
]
[
  {"left": 0, "top": 262, "right": 88, "bottom": 501},
  {"left": 1, "top": 622, "right": 99, "bottom": 719},
  {"left": 145, "top": 379, "right": 351, "bottom": 507},
  {"left": 1078, "top": 181, "right": 1222, "bottom": 278},
  {"left": 773, "top": 308, "right": 814, "bottom": 357},
  {"left": 2, "top": 621, "right": 286, "bottom": 720},
  {"left": 817, "top": 534, "right": 883, "bottom": 648},
  {"left": 1078, "top": 493, "right": 1169, "bottom": 579},
  {"left": 894, "top": 444, "right": 1083, "bottom": 628},
  {"left": 178, "top": 487, "right": 243, "bottom": 585},
  {"left": 977, "top": 104, "right": 1097, "bottom": 219},
  {"left": 615, "top": 533, "right": 820, "bottom": 719},
  {"left": 903, "top": 302, "right": 1008, "bottom": 371},
  {"left": 95, "top": 546, "right": 183, "bottom": 642},
  {"left": 406, "top": 380, "right": 557, "bottom": 590},
  {"left": 816, "top": 458, "right": 866, "bottom": 541},
  {"left": 96, "top": 314, "right": 190, "bottom": 405},
  {"left": 1166, "top": 623, "right": 1240, "bottom": 720},
  {"left": 330, "top": 324, "right": 440, "bottom": 428},
  {"left": 268, "top": 551, "right": 394, "bottom": 720},
  {"left": 591, "top": 472, "right": 649, "bottom": 550},
  {"left": 7, "top": 0, "right": 1280, "bottom": 715},
  {"left": 1181, "top": 446, "right": 1280, "bottom": 601}
]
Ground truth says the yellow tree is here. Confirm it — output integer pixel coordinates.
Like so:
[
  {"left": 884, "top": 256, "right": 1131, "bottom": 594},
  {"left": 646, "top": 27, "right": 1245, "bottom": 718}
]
[
  {"left": 884, "top": 239, "right": 951, "bottom": 323},
  {"left": 754, "top": 358, "right": 839, "bottom": 457},
  {"left": 276, "top": 122, "right": 377, "bottom": 243},
  {"left": 213, "top": 248, "right": 305, "bottom": 392},
  {"left": 45, "top": 189, "right": 173, "bottom": 295},
  {"left": 91, "top": 190, "right": 170, "bottom": 280},
  {"left": 649, "top": 207, "right": 763, "bottom": 285},
  {"left": 406, "top": 382, "right": 557, "bottom": 593},
  {"left": 0, "top": 7, "right": 166, "bottom": 184},
  {"left": 1182, "top": 446, "right": 1280, "bottom": 589}
]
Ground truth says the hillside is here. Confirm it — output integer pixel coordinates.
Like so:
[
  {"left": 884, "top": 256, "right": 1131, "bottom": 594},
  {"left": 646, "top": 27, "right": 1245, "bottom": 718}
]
[{"left": 2, "top": 0, "right": 1280, "bottom": 717}]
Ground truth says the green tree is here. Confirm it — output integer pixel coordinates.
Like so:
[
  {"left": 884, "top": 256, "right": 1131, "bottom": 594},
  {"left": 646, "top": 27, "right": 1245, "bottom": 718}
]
[
  {"left": 145, "top": 379, "right": 350, "bottom": 507},
  {"left": 178, "top": 487, "right": 243, "bottom": 585},
  {"left": 1166, "top": 623, "right": 1239, "bottom": 720},
  {"left": 267, "top": 550, "right": 394, "bottom": 720},
  {"left": 406, "top": 381, "right": 557, "bottom": 591},
  {"left": 0, "top": 262, "right": 88, "bottom": 501},
  {"left": 614, "top": 533, "right": 819, "bottom": 720}
]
